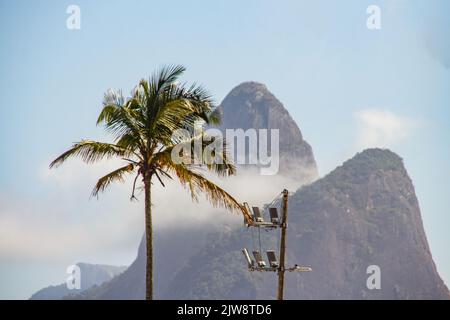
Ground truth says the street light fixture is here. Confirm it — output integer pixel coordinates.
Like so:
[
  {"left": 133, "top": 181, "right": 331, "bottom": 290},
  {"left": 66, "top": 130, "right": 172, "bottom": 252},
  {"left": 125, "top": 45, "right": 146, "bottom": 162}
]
[{"left": 240, "top": 189, "right": 312, "bottom": 300}]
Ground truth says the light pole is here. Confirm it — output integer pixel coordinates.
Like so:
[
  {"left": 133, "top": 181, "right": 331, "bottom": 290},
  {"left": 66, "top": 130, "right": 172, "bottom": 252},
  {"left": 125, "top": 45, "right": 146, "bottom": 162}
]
[
  {"left": 242, "top": 189, "right": 312, "bottom": 300},
  {"left": 277, "top": 189, "right": 289, "bottom": 300}
]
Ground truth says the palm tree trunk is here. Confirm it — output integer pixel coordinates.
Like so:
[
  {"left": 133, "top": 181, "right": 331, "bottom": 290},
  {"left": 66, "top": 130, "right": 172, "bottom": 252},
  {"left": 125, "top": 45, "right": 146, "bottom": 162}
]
[{"left": 144, "top": 177, "right": 153, "bottom": 300}]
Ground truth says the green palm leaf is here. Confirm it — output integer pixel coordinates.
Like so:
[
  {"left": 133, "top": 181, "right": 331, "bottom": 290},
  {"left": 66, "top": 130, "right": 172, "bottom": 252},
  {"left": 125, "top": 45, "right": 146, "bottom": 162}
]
[
  {"left": 49, "top": 140, "right": 134, "bottom": 168},
  {"left": 91, "top": 163, "right": 135, "bottom": 198},
  {"left": 49, "top": 65, "right": 251, "bottom": 300}
]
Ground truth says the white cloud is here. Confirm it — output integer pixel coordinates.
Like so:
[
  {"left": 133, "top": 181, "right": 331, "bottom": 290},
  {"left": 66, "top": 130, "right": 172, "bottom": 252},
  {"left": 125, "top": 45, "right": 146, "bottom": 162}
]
[
  {"left": 354, "top": 109, "right": 418, "bottom": 150},
  {"left": 0, "top": 159, "right": 145, "bottom": 264},
  {"left": 0, "top": 158, "right": 304, "bottom": 265}
]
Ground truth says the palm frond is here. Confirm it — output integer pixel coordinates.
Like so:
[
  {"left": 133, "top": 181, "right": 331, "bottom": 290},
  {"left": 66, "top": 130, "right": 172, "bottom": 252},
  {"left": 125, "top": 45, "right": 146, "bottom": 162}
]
[
  {"left": 97, "top": 93, "right": 147, "bottom": 153},
  {"left": 51, "top": 65, "right": 243, "bottom": 225},
  {"left": 208, "top": 107, "right": 222, "bottom": 126},
  {"left": 49, "top": 140, "right": 132, "bottom": 168},
  {"left": 91, "top": 163, "right": 135, "bottom": 197},
  {"left": 152, "top": 65, "right": 186, "bottom": 93},
  {"left": 149, "top": 99, "right": 198, "bottom": 144},
  {"left": 151, "top": 133, "right": 236, "bottom": 177},
  {"left": 170, "top": 82, "right": 216, "bottom": 125},
  {"left": 97, "top": 89, "right": 125, "bottom": 124},
  {"left": 167, "top": 163, "right": 252, "bottom": 223},
  {"left": 199, "top": 135, "right": 236, "bottom": 176}
]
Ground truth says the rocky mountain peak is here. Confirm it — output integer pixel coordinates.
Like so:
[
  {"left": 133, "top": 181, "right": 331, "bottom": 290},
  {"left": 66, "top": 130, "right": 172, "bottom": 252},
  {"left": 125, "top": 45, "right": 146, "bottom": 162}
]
[
  {"left": 218, "top": 82, "right": 318, "bottom": 183},
  {"left": 163, "top": 148, "right": 450, "bottom": 299},
  {"left": 40, "top": 95, "right": 449, "bottom": 301}
]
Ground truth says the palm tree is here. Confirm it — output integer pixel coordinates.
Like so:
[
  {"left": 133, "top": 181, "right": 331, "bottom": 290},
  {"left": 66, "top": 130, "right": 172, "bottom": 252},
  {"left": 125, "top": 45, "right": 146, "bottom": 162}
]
[{"left": 50, "top": 65, "right": 252, "bottom": 300}]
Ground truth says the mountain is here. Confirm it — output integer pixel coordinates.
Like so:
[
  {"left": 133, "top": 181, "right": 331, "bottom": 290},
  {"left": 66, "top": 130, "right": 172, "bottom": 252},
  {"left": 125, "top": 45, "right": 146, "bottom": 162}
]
[
  {"left": 77, "top": 149, "right": 449, "bottom": 300},
  {"left": 70, "top": 82, "right": 319, "bottom": 299},
  {"left": 29, "top": 263, "right": 126, "bottom": 300},
  {"left": 68, "top": 224, "right": 219, "bottom": 299},
  {"left": 36, "top": 82, "right": 448, "bottom": 300},
  {"left": 217, "top": 82, "right": 318, "bottom": 182},
  {"left": 163, "top": 149, "right": 449, "bottom": 299}
]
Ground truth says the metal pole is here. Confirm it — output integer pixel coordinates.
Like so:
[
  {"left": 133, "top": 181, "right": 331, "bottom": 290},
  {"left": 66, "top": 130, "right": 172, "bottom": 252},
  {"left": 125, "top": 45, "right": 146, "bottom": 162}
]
[{"left": 277, "top": 189, "right": 289, "bottom": 300}]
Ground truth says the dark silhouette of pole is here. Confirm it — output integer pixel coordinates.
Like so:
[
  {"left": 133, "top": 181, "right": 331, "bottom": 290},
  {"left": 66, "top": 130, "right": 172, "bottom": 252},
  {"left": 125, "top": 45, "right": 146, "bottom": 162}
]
[{"left": 277, "top": 189, "right": 289, "bottom": 300}]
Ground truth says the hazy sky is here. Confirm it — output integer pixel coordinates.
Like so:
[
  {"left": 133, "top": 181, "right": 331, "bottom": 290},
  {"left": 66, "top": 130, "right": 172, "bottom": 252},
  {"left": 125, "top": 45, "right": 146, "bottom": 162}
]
[{"left": 0, "top": 0, "right": 449, "bottom": 299}]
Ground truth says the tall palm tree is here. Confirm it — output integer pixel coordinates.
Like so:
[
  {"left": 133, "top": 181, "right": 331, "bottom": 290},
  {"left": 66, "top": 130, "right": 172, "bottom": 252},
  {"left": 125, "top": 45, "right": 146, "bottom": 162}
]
[{"left": 50, "top": 65, "right": 252, "bottom": 300}]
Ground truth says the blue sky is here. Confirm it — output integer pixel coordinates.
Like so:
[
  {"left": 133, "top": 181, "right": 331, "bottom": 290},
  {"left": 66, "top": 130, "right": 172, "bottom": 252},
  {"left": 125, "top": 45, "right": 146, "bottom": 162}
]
[{"left": 0, "top": 0, "right": 449, "bottom": 299}]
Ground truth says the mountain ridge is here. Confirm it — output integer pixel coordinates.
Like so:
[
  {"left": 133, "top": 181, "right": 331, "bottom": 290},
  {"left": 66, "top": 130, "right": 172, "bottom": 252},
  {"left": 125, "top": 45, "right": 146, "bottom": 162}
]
[
  {"left": 31, "top": 82, "right": 449, "bottom": 300},
  {"left": 164, "top": 148, "right": 449, "bottom": 299},
  {"left": 29, "top": 263, "right": 126, "bottom": 300},
  {"left": 217, "top": 81, "right": 318, "bottom": 183}
]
